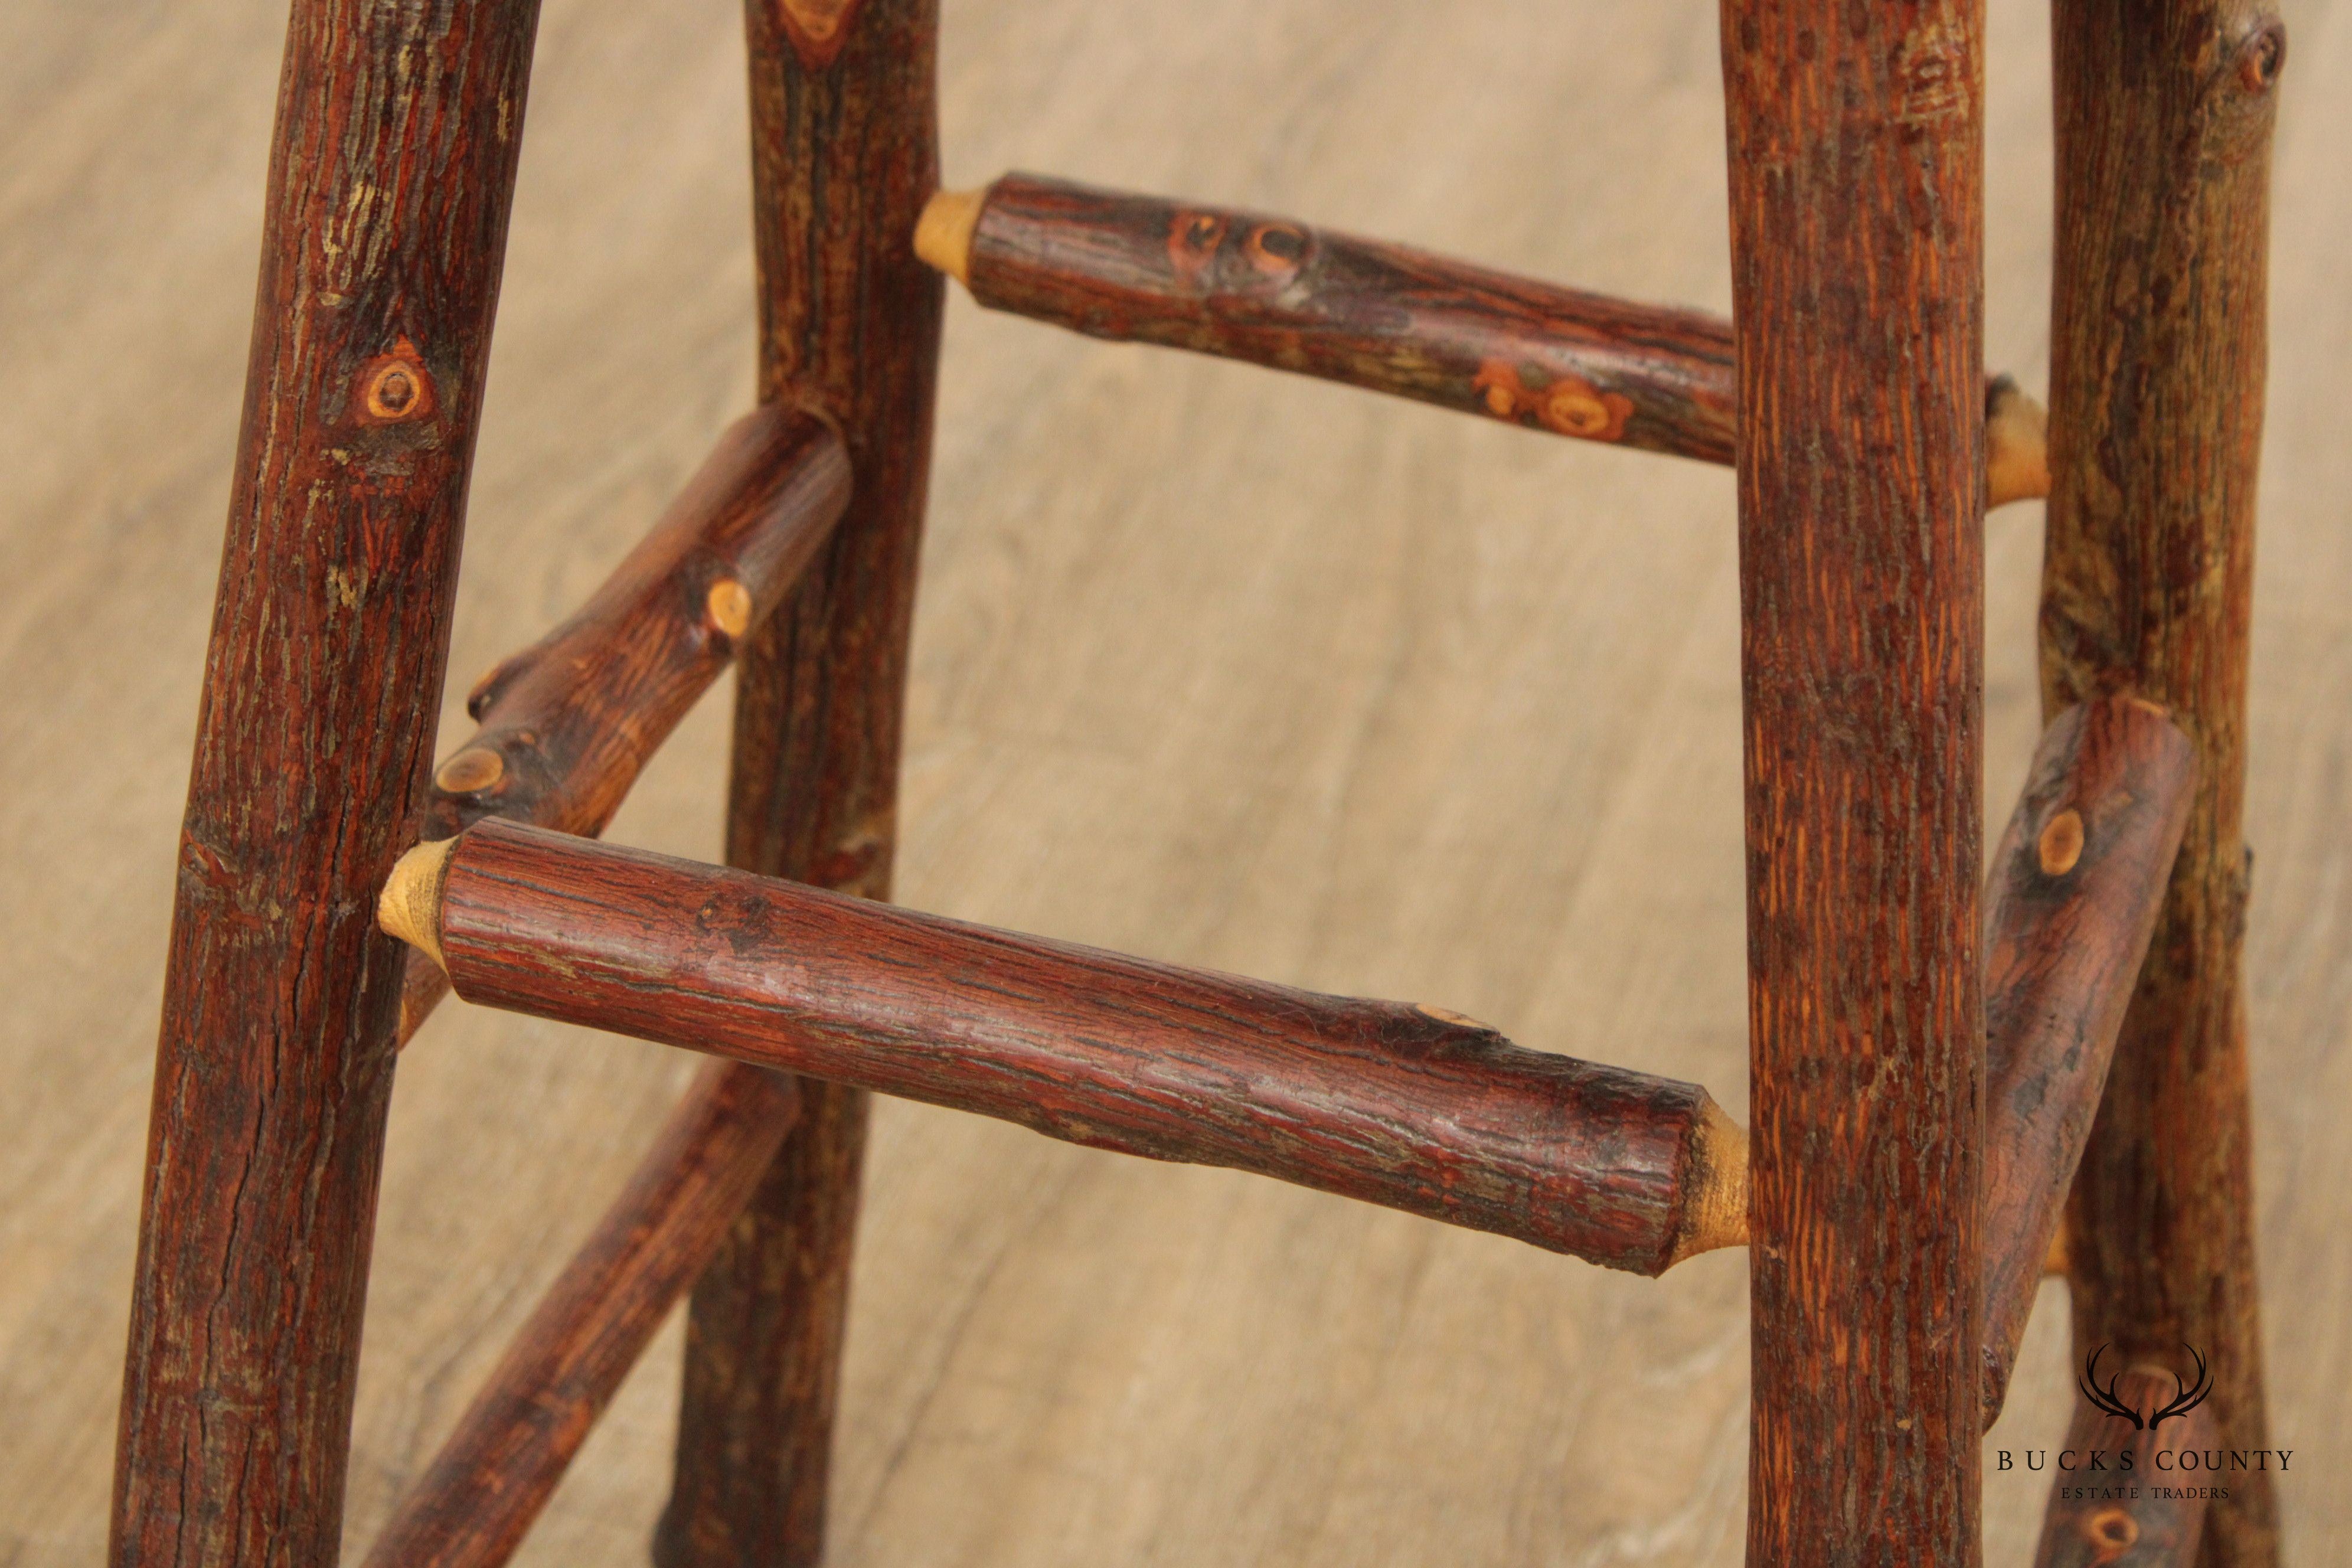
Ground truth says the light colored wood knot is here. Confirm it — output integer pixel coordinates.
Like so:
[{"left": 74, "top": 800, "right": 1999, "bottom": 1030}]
[
  {"left": 706, "top": 578, "right": 754, "bottom": 639},
  {"left": 914, "top": 188, "right": 985, "bottom": 285},
  {"left": 435, "top": 746, "right": 505, "bottom": 795},
  {"left": 368, "top": 367, "right": 420, "bottom": 419},
  {"left": 357, "top": 337, "right": 436, "bottom": 426},
  {"left": 1415, "top": 1002, "right": 1491, "bottom": 1031},
  {"left": 378, "top": 836, "right": 456, "bottom": 972},
  {"left": 2038, "top": 808, "right": 2086, "bottom": 877},
  {"left": 2083, "top": 1506, "right": 2138, "bottom": 1551}
]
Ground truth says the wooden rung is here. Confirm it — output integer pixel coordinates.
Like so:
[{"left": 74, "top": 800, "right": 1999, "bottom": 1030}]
[
  {"left": 2031, "top": 1359, "right": 2219, "bottom": 1566},
  {"left": 359, "top": 1061, "right": 799, "bottom": 1568},
  {"left": 1979, "top": 697, "right": 2195, "bottom": 1427},
  {"left": 914, "top": 173, "right": 2050, "bottom": 505},
  {"left": 396, "top": 403, "right": 850, "bottom": 1046},
  {"left": 381, "top": 818, "right": 1748, "bottom": 1276}
]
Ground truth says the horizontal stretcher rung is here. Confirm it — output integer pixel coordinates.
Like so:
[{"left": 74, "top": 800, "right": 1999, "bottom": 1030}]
[
  {"left": 396, "top": 401, "right": 850, "bottom": 1047},
  {"left": 374, "top": 699, "right": 2181, "bottom": 1287},
  {"left": 915, "top": 172, "right": 2050, "bottom": 506},
  {"left": 355, "top": 703, "right": 2189, "bottom": 1540},
  {"left": 360, "top": 1063, "right": 799, "bottom": 1568},
  {"left": 383, "top": 816, "right": 1749, "bottom": 1277}
]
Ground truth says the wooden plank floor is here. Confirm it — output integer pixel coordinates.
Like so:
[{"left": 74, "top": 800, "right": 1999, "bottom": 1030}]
[{"left": 3, "top": 1, "right": 2347, "bottom": 1562}]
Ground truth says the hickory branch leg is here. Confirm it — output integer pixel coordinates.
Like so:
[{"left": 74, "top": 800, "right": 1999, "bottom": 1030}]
[
  {"left": 2041, "top": 2, "right": 2286, "bottom": 1561},
  {"left": 110, "top": 2, "right": 543, "bottom": 1564},
  {"left": 658, "top": 2, "right": 946, "bottom": 1565},
  {"left": 1721, "top": 4, "right": 1988, "bottom": 1563}
]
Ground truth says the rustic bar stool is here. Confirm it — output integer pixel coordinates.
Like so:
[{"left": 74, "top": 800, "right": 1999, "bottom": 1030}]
[{"left": 112, "top": 1, "right": 2287, "bottom": 1564}]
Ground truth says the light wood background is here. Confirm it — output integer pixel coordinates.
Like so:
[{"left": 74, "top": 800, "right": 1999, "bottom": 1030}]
[{"left": 5, "top": 1, "right": 2348, "bottom": 1562}]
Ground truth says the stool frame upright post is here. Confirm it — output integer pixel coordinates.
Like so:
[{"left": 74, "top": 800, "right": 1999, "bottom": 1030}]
[{"left": 658, "top": 4, "right": 945, "bottom": 1564}]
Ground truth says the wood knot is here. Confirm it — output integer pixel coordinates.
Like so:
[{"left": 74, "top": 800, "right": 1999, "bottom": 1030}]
[
  {"left": 466, "top": 656, "right": 520, "bottom": 720},
  {"left": 358, "top": 338, "right": 435, "bottom": 425},
  {"left": 775, "top": 0, "right": 863, "bottom": 68},
  {"left": 1472, "top": 361, "right": 1632, "bottom": 442},
  {"left": 2082, "top": 1505, "right": 2138, "bottom": 1552},
  {"left": 1893, "top": 21, "right": 1971, "bottom": 128},
  {"left": 435, "top": 746, "right": 506, "bottom": 796},
  {"left": 2236, "top": 19, "right": 2286, "bottom": 93},
  {"left": 370, "top": 368, "right": 419, "bottom": 418},
  {"left": 1542, "top": 381, "right": 1631, "bottom": 440},
  {"left": 1415, "top": 1003, "right": 1491, "bottom": 1031},
  {"left": 1243, "top": 223, "right": 1308, "bottom": 278},
  {"left": 2037, "top": 808, "right": 2085, "bottom": 877},
  {"left": 1167, "top": 211, "right": 1229, "bottom": 286},
  {"left": 707, "top": 578, "right": 754, "bottom": 639}
]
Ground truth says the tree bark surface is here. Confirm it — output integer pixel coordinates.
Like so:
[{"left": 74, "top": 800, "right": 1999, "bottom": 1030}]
[
  {"left": 398, "top": 404, "right": 848, "bottom": 1044},
  {"left": 660, "top": 2, "right": 945, "bottom": 1564},
  {"left": 1720, "top": 2, "right": 1988, "bottom": 1561},
  {"left": 407, "top": 818, "right": 1747, "bottom": 1276},
  {"left": 359, "top": 1063, "right": 799, "bottom": 1568},
  {"left": 2041, "top": 2, "right": 2285, "bottom": 1559},
  {"left": 1978, "top": 699, "right": 2196, "bottom": 1426},
  {"left": 110, "top": 4, "right": 543, "bottom": 1563}
]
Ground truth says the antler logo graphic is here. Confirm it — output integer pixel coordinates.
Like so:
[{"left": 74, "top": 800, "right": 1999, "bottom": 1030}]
[{"left": 2077, "top": 1342, "right": 2213, "bottom": 1431}]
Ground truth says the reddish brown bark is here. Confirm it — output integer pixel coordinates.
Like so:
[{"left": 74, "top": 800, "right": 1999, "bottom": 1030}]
[
  {"left": 1720, "top": 2, "right": 1988, "bottom": 1562},
  {"left": 1979, "top": 699, "right": 2196, "bottom": 1426},
  {"left": 2032, "top": 1364, "right": 2220, "bottom": 1567},
  {"left": 2041, "top": 3, "right": 2285, "bottom": 1560},
  {"left": 392, "top": 819, "right": 1749, "bottom": 1276},
  {"left": 926, "top": 175, "right": 2051, "bottom": 507},
  {"left": 358, "top": 1063, "right": 799, "bottom": 1568},
  {"left": 949, "top": 171, "right": 1737, "bottom": 462},
  {"left": 397, "top": 403, "right": 848, "bottom": 1044},
  {"left": 661, "top": 2, "right": 946, "bottom": 1563},
  {"left": 109, "top": 4, "right": 543, "bottom": 1564}
]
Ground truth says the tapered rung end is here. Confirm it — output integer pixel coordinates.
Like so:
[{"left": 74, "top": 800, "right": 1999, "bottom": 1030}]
[
  {"left": 914, "top": 188, "right": 984, "bottom": 285},
  {"left": 1669, "top": 1093, "right": 1750, "bottom": 1266},
  {"left": 1987, "top": 375, "right": 2052, "bottom": 508},
  {"left": 380, "top": 835, "right": 456, "bottom": 973}
]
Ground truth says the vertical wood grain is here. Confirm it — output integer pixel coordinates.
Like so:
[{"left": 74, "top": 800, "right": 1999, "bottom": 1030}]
[
  {"left": 1719, "top": 2, "right": 1988, "bottom": 1561},
  {"left": 108, "top": 2, "right": 543, "bottom": 1563},
  {"left": 2041, "top": 2, "right": 2286, "bottom": 1561},
  {"left": 658, "top": 2, "right": 944, "bottom": 1564}
]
